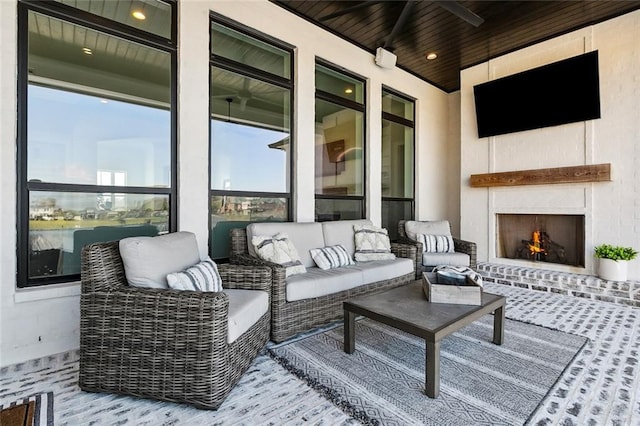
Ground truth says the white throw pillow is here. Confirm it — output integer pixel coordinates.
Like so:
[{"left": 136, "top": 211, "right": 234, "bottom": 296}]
[
  {"left": 252, "top": 233, "right": 307, "bottom": 277},
  {"left": 417, "top": 233, "right": 455, "bottom": 253},
  {"left": 353, "top": 224, "right": 396, "bottom": 261},
  {"left": 119, "top": 231, "right": 201, "bottom": 289},
  {"left": 310, "top": 245, "right": 355, "bottom": 270},
  {"left": 166, "top": 257, "right": 223, "bottom": 292}
]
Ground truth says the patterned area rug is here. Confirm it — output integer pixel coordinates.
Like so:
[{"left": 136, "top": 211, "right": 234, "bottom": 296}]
[
  {"left": 0, "top": 392, "right": 54, "bottom": 426},
  {"left": 269, "top": 316, "right": 588, "bottom": 425}
]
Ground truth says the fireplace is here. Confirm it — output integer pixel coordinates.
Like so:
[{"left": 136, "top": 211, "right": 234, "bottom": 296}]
[{"left": 496, "top": 214, "right": 585, "bottom": 267}]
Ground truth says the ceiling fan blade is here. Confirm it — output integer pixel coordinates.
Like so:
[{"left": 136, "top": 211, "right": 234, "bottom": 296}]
[
  {"left": 434, "top": 1, "right": 484, "bottom": 27},
  {"left": 383, "top": 0, "right": 418, "bottom": 50},
  {"left": 319, "top": 1, "right": 385, "bottom": 21}
]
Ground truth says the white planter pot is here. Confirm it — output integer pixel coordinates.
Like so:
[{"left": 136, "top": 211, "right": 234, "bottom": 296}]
[{"left": 598, "top": 258, "right": 628, "bottom": 282}]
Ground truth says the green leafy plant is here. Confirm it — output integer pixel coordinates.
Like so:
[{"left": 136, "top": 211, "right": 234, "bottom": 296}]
[{"left": 594, "top": 244, "right": 638, "bottom": 261}]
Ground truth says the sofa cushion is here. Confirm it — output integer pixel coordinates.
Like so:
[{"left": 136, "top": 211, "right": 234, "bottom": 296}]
[
  {"left": 225, "top": 289, "right": 269, "bottom": 344},
  {"left": 166, "top": 257, "right": 223, "bottom": 292},
  {"left": 350, "top": 258, "right": 414, "bottom": 284},
  {"left": 417, "top": 233, "right": 455, "bottom": 253},
  {"left": 353, "top": 224, "right": 396, "bottom": 261},
  {"left": 404, "top": 220, "right": 452, "bottom": 241},
  {"left": 322, "top": 219, "right": 372, "bottom": 257},
  {"left": 119, "top": 231, "right": 201, "bottom": 289},
  {"left": 285, "top": 267, "right": 363, "bottom": 302},
  {"left": 310, "top": 245, "right": 355, "bottom": 270},
  {"left": 422, "top": 252, "right": 470, "bottom": 268},
  {"left": 252, "top": 233, "right": 307, "bottom": 277},
  {"left": 247, "top": 222, "right": 324, "bottom": 268}
]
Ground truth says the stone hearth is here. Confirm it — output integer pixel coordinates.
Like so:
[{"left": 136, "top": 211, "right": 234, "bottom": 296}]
[{"left": 477, "top": 263, "right": 640, "bottom": 307}]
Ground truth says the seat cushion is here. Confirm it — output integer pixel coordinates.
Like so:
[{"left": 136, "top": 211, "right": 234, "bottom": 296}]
[
  {"left": 404, "top": 220, "right": 452, "bottom": 241},
  {"left": 119, "top": 231, "right": 201, "bottom": 289},
  {"left": 422, "top": 252, "right": 470, "bottom": 268},
  {"left": 226, "top": 289, "right": 269, "bottom": 344},
  {"left": 247, "top": 222, "right": 324, "bottom": 268},
  {"left": 285, "top": 267, "right": 363, "bottom": 302},
  {"left": 350, "top": 258, "right": 414, "bottom": 284},
  {"left": 322, "top": 219, "right": 372, "bottom": 257}
]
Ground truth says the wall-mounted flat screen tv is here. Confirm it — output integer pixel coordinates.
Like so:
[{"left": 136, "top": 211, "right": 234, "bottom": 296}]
[{"left": 473, "top": 51, "right": 601, "bottom": 138}]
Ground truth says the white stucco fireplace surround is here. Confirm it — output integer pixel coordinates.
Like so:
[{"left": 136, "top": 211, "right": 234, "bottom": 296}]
[{"left": 458, "top": 12, "right": 640, "bottom": 306}]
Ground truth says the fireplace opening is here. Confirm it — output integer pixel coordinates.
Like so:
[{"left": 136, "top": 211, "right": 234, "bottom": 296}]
[{"left": 497, "top": 214, "right": 585, "bottom": 267}]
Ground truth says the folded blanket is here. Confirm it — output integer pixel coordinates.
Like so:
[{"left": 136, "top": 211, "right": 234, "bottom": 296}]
[{"left": 432, "top": 265, "right": 483, "bottom": 287}]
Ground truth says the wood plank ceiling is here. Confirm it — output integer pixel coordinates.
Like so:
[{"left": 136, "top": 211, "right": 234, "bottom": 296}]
[{"left": 274, "top": 0, "right": 640, "bottom": 93}]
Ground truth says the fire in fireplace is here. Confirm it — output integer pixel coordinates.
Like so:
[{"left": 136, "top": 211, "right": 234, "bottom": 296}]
[{"left": 497, "top": 214, "right": 585, "bottom": 267}]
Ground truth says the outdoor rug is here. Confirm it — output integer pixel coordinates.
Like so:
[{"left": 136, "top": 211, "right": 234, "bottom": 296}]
[{"left": 269, "top": 316, "right": 588, "bottom": 426}]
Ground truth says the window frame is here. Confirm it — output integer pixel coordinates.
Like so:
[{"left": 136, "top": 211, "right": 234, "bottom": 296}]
[
  {"left": 208, "top": 13, "right": 295, "bottom": 259},
  {"left": 16, "top": 0, "right": 178, "bottom": 288},
  {"left": 314, "top": 59, "right": 367, "bottom": 220}
]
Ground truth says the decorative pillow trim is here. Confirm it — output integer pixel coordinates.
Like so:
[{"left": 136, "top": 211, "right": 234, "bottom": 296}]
[
  {"left": 417, "top": 233, "right": 455, "bottom": 253},
  {"left": 166, "top": 257, "right": 223, "bottom": 292},
  {"left": 310, "top": 245, "right": 355, "bottom": 270}
]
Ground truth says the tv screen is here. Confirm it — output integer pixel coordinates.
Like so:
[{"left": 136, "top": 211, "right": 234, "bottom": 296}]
[{"left": 473, "top": 51, "right": 601, "bottom": 138}]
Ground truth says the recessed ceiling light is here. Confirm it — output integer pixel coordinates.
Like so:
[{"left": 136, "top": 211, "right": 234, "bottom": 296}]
[
  {"left": 345, "top": 88, "right": 353, "bottom": 94},
  {"left": 82, "top": 47, "right": 93, "bottom": 55},
  {"left": 426, "top": 52, "right": 438, "bottom": 60},
  {"left": 132, "top": 10, "right": 146, "bottom": 20}
]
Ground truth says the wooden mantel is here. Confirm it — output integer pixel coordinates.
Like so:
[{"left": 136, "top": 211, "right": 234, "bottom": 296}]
[{"left": 469, "top": 163, "right": 611, "bottom": 188}]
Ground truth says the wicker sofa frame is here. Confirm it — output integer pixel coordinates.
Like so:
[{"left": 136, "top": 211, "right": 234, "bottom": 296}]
[
  {"left": 79, "top": 240, "right": 272, "bottom": 410},
  {"left": 397, "top": 220, "right": 478, "bottom": 279},
  {"left": 230, "top": 227, "right": 417, "bottom": 343}
]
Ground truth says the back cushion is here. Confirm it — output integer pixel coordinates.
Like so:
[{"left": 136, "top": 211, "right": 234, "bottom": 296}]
[
  {"left": 119, "top": 231, "right": 201, "bottom": 289},
  {"left": 404, "top": 220, "right": 452, "bottom": 241},
  {"left": 322, "top": 219, "right": 372, "bottom": 256},
  {"left": 247, "top": 222, "right": 324, "bottom": 268}
]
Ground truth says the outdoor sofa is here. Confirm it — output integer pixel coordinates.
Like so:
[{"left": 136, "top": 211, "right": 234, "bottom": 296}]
[{"left": 230, "top": 219, "right": 416, "bottom": 342}]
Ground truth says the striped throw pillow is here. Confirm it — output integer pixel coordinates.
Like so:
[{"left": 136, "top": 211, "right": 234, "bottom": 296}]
[
  {"left": 166, "top": 257, "right": 223, "bottom": 292},
  {"left": 310, "top": 245, "right": 355, "bottom": 270},
  {"left": 416, "top": 233, "right": 455, "bottom": 253},
  {"left": 353, "top": 224, "right": 396, "bottom": 261}
]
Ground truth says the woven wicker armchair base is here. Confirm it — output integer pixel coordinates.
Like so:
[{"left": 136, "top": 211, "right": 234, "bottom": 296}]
[
  {"left": 397, "top": 220, "right": 477, "bottom": 279},
  {"left": 79, "top": 240, "right": 271, "bottom": 410}
]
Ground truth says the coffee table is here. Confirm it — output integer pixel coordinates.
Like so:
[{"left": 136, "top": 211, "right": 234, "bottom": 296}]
[{"left": 343, "top": 280, "right": 506, "bottom": 398}]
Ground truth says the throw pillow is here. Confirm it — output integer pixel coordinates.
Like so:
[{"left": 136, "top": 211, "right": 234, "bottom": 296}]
[
  {"left": 252, "top": 233, "right": 307, "bottom": 277},
  {"left": 417, "top": 233, "right": 455, "bottom": 253},
  {"left": 166, "top": 257, "right": 223, "bottom": 292},
  {"left": 353, "top": 224, "right": 396, "bottom": 261},
  {"left": 310, "top": 245, "right": 355, "bottom": 270}
]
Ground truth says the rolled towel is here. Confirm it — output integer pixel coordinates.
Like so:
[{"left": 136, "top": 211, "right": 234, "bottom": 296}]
[{"left": 433, "top": 265, "right": 483, "bottom": 287}]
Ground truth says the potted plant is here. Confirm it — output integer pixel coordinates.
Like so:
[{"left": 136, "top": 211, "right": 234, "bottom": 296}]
[{"left": 594, "top": 244, "right": 638, "bottom": 281}]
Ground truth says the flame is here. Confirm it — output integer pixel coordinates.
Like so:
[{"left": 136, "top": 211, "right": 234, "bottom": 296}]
[{"left": 528, "top": 231, "right": 546, "bottom": 255}]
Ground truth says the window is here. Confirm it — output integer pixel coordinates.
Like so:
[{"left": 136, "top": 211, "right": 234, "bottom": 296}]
[
  {"left": 209, "top": 16, "right": 293, "bottom": 260},
  {"left": 17, "top": 0, "right": 177, "bottom": 287},
  {"left": 315, "top": 62, "right": 366, "bottom": 221},
  {"left": 381, "top": 89, "right": 415, "bottom": 240}
]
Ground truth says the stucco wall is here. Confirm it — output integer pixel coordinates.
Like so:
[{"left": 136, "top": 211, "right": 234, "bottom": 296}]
[
  {"left": 0, "top": 0, "right": 449, "bottom": 366},
  {"left": 460, "top": 10, "right": 640, "bottom": 279}
]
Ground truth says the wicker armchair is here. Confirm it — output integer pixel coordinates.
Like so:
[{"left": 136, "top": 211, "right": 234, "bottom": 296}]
[
  {"left": 398, "top": 220, "right": 477, "bottom": 279},
  {"left": 79, "top": 240, "right": 271, "bottom": 410}
]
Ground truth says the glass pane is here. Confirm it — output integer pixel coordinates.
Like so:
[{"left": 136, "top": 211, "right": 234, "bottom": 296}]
[
  {"left": 382, "top": 200, "right": 413, "bottom": 241},
  {"left": 55, "top": 0, "right": 172, "bottom": 39},
  {"left": 315, "top": 99, "right": 364, "bottom": 196},
  {"left": 316, "top": 64, "right": 364, "bottom": 104},
  {"left": 382, "top": 91, "right": 414, "bottom": 120},
  {"left": 210, "top": 195, "right": 288, "bottom": 259},
  {"left": 315, "top": 198, "right": 363, "bottom": 222},
  {"left": 211, "top": 22, "right": 290, "bottom": 79},
  {"left": 29, "top": 191, "right": 169, "bottom": 278},
  {"left": 27, "top": 12, "right": 171, "bottom": 186},
  {"left": 210, "top": 69, "right": 291, "bottom": 193},
  {"left": 382, "top": 120, "right": 414, "bottom": 198}
]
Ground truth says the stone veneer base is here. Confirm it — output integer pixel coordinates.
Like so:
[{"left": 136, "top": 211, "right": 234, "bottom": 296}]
[{"left": 477, "top": 262, "right": 640, "bottom": 307}]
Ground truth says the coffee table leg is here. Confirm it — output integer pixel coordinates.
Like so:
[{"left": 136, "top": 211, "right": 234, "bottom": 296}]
[
  {"left": 425, "top": 340, "right": 440, "bottom": 398},
  {"left": 344, "top": 310, "right": 355, "bottom": 354},
  {"left": 493, "top": 304, "right": 505, "bottom": 345}
]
